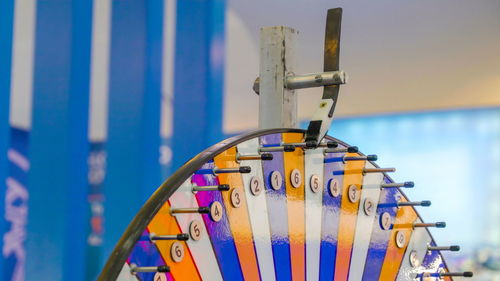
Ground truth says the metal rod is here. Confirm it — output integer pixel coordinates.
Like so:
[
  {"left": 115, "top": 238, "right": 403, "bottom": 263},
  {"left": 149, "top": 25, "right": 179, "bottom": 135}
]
[
  {"left": 192, "top": 184, "right": 230, "bottom": 192},
  {"left": 259, "top": 145, "right": 296, "bottom": 152},
  {"left": 413, "top": 222, "right": 446, "bottom": 228},
  {"left": 381, "top": 182, "right": 414, "bottom": 188},
  {"left": 285, "top": 70, "right": 347, "bottom": 89},
  {"left": 283, "top": 140, "right": 338, "bottom": 148},
  {"left": 131, "top": 265, "right": 170, "bottom": 273},
  {"left": 344, "top": 155, "right": 377, "bottom": 161},
  {"left": 325, "top": 154, "right": 377, "bottom": 163},
  {"left": 428, "top": 245, "right": 460, "bottom": 252},
  {"left": 440, "top": 272, "right": 473, "bottom": 277},
  {"left": 170, "top": 207, "right": 210, "bottom": 214},
  {"left": 150, "top": 233, "right": 189, "bottom": 241},
  {"left": 397, "top": 200, "right": 431, "bottom": 207},
  {"left": 364, "top": 168, "right": 396, "bottom": 173},
  {"left": 236, "top": 153, "right": 273, "bottom": 161},
  {"left": 333, "top": 167, "right": 395, "bottom": 176},
  {"left": 378, "top": 200, "right": 431, "bottom": 208},
  {"left": 213, "top": 167, "right": 251, "bottom": 174},
  {"left": 253, "top": 71, "right": 347, "bottom": 94},
  {"left": 324, "top": 146, "right": 358, "bottom": 153}
]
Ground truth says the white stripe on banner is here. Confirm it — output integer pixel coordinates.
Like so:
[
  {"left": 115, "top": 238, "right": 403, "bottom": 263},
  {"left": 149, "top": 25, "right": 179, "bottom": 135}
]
[
  {"left": 9, "top": 0, "right": 36, "bottom": 129},
  {"left": 160, "top": 0, "right": 176, "bottom": 139},
  {"left": 88, "top": 0, "right": 112, "bottom": 142}
]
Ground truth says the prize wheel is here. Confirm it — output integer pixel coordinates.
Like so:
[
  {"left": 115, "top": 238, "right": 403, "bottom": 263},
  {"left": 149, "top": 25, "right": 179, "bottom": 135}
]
[{"left": 98, "top": 128, "right": 471, "bottom": 281}]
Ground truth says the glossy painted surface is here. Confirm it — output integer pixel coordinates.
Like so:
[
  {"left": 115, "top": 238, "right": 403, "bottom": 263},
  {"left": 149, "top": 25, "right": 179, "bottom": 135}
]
[
  {"left": 334, "top": 152, "right": 366, "bottom": 281},
  {"left": 304, "top": 140, "right": 324, "bottom": 281},
  {"left": 319, "top": 146, "right": 345, "bottom": 280},
  {"left": 214, "top": 147, "right": 261, "bottom": 281},
  {"left": 362, "top": 177, "right": 400, "bottom": 281},
  {"left": 419, "top": 242, "right": 452, "bottom": 281},
  {"left": 261, "top": 133, "right": 292, "bottom": 281},
  {"left": 396, "top": 219, "right": 432, "bottom": 280},
  {"left": 148, "top": 200, "right": 201, "bottom": 280},
  {"left": 127, "top": 230, "right": 173, "bottom": 281},
  {"left": 193, "top": 162, "right": 244, "bottom": 280},
  {"left": 379, "top": 194, "right": 418, "bottom": 280},
  {"left": 282, "top": 133, "right": 306, "bottom": 281},
  {"left": 237, "top": 139, "right": 276, "bottom": 281},
  {"left": 348, "top": 161, "right": 384, "bottom": 281}
]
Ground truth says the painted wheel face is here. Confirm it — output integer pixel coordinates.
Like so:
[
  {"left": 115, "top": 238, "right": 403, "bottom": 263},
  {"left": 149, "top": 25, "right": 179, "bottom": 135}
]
[{"left": 100, "top": 129, "right": 454, "bottom": 281}]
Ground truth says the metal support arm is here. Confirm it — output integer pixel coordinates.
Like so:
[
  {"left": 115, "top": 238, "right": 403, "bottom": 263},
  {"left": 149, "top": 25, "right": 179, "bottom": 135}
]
[{"left": 253, "top": 70, "right": 347, "bottom": 94}]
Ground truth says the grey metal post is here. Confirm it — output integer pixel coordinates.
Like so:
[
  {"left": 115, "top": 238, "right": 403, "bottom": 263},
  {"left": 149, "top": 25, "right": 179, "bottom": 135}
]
[{"left": 258, "top": 26, "right": 298, "bottom": 129}]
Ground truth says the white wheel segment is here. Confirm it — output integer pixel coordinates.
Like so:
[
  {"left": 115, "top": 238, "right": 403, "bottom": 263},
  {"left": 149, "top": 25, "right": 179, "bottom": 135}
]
[
  {"left": 236, "top": 138, "right": 276, "bottom": 281},
  {"left": 348, "top": 161, "right": 384, "bottom": 281},
  {"left": 304, "top": 145, "right": 325, "bottom": 281}
]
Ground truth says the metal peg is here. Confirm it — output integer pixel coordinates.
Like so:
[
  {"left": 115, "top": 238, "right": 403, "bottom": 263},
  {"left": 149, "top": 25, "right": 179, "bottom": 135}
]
[
  {"left": 236, "top": 153, "right": 273, "bottom": 161},
  {"left": 440, "top": 272, "right": 473, "bottom": 277},
  {"left": 192, "top": 184, "right": 230, "bottom": 192},
  {"left": 419, "top": 272, "right": 473, "bottom": 278},
  {"left": 398, "top": 200, "right": 431, "bottom": 207},
  {"left": 150, "top": 233, "right": 189, "bottom": 241},
  {"left": 130, "top": 265, "right": 170, "bottom": 273},
  {"left": 214, "top": 167, "right": 251, "bottom": 174},
  {"left": 259, "top": 145, "right": 296, "bottom": 152},
  {"left": 364, "top": 168, "right": 396, "bottom": 174},
  {"left": 378, "top": 200, "right": 431, "bottom": 208},
  {"left": 325, "top": 154, "right": 377, "bottom": 163},
  {"left": 324, "top": 146, "right": 358, "bottom": 154},
  {"left": 381, "top": 182, "right": 414, "bottom": 188},
  {"left": 283, "top": 140, "right": 338, "bottom": 149},
  {"left": 171, "top": 207, "right": 210, "bottom": 214},
  {"left": 253, "top": 70, "right": 347, "bottom": 94},
  {"left": 194, "top": 167, "right": 251, "bottom": 175},
  {"left": 428, "top": 245, "right": 460, "bottom": 252},
  {"left": 413, "top": 222, "right": 446, "bottom": 228}
]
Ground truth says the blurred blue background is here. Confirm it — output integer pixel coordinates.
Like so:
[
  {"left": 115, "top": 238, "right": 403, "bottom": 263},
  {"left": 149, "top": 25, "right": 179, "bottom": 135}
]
[{"left": 0, "top": 0, "right": 499, "bottom": 280}]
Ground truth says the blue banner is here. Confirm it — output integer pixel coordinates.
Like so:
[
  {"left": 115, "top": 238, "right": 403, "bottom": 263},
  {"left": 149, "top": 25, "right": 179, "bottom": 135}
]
[
  {"left": 3, "top": 128, "right": 29, "bottom": 281},
  {"left": 85, "top": 142, "right": 106, "bottom": 281}
]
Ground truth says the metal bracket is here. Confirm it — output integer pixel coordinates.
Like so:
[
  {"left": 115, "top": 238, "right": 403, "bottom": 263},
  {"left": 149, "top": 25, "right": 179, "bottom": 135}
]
[
  {"left": 253, "top": 70, "right": 347, "bottom": 94},
  {"left": 257, "top": 8, "right": 344, "bottom": 146}
]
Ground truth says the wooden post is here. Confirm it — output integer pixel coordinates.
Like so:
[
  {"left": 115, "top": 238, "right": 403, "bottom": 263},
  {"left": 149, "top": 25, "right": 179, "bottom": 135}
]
[{"left": 258, "top": 26, "right": 298, "bottom": 129}]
